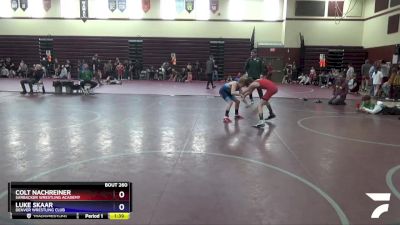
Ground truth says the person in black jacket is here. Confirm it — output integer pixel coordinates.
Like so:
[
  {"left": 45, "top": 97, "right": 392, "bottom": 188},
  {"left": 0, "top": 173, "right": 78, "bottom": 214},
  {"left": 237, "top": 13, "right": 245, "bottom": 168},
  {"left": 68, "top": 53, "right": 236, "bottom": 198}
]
[{"left": 20, "top": 64, "right": 45, "bottom": 94}]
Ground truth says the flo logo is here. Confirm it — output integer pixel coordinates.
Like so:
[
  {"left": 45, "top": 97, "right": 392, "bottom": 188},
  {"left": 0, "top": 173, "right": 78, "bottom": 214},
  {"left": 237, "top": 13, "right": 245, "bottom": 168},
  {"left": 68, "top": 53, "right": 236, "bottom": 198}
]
[{"left": 366, "top": 193, "right": 391, "bottom": 219}]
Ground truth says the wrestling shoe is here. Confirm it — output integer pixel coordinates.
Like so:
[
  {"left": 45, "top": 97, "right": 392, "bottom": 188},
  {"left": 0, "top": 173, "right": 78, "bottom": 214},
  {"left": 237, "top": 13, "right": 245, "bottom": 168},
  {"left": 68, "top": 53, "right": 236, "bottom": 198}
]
[
  {"left": 223, "top": 117, "right": 232, "bottom": 123},
  {"left": 253, "top": 120, "right": 265, "bottom": 128},
  {"left": 265, "top": 114, "right": 276, "bottom": 120},
  {"left": 234, "top": 115, "right": 244, "bottom": 120}
]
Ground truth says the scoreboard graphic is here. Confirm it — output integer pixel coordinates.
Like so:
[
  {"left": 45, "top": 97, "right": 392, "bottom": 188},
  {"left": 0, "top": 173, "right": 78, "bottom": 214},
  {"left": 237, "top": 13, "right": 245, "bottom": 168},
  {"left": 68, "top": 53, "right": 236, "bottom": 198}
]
[{"left": 8, "top": 182, "right": 132, "bottom": 220}]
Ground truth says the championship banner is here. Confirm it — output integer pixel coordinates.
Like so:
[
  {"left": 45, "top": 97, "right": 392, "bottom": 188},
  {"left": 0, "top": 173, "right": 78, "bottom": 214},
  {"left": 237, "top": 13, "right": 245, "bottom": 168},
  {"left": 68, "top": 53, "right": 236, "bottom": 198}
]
[
  {"left": 185, "top": 0, "right": 194, "bottom": 13},
  {"left": 210, "top": 0, "right": 218, "bottom": 14},
  {"left": 20, "top": 0, "right": 27, "bottom": 11},
  {"left": 319, "top": 54, "right": 326, "bottom": 68},
  {"left": 43, "top": 0, "right": 51, "bottom": 12},
  {"left": 176, "top": 0, "right": 184, "bottom": 13},
  {"left": 80, "top": 0, "right": 88, "bottom": 22},
  {"left": 11, "top": 0, "right": 19, "bottom": 11},
  {"left": 117, "top": 0, "right": 126, "bottom": 12},
  {"left": 108, "top": 0, "right": 117, "bottom": 12},
  {"left": 142, "top": 0, "right": 150, "bottom": 13}
]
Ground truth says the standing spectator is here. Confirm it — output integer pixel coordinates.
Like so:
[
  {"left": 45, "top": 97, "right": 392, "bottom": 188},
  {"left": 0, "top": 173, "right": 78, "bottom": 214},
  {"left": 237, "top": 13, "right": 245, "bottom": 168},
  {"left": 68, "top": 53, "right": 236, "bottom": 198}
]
[
  {"left": 65, "top": 60, "right": 72, "bottom": 80},
  {"left": 53, "top": 58, "right": 60, "bottom": 77},
  {"left": 292, "top": 61, "right": 297, "bottom": 81},
  {"left": 372, "top": 66, "right": 383, "bottom": 97},
  {"left": 328, "top": 75, "right": 348, "bottom": 105},
  {"left": 116, "top": 63, "right": 125, "bottom": 81},
  {"left": 361, "top": 59, "right": 371, "bottom": 91},
  {"left": 128, "top": 60, "right": 135, "bottom": 80},
  {"left": 20, "top": 64, "right": 44, "bottom": 94},
  {"left": 380, "top": 60, "right": 390, "bottom": 83},
  {"left": 346, "top": 63, "right": 354, "bottom": 81},
  {"left": 104, "top": 60, "right": 113, "bottom": 78},
  {"left": 244, "top": 49, "right": 264, "bottom": 103},
  {"left": 185, "top": 62, "right": 193, "bottom": 82},
  {"left": 205, "top": 55, "right": 216, "bottom": 89},
  {"left": 266, "top": 63, "right": 273, "bottom": 80},
  {"left": 91, "top": 54, "right": 99, "bottom": 72}
]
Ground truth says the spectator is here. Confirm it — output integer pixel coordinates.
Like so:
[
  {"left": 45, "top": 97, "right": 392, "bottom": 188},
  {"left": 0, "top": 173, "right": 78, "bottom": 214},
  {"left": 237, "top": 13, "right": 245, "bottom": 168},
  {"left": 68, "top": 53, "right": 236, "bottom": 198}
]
[
  {"left": 58, "top": 65, "right": 68, "bottom": 79},
  {"left": 292, "top": 61, "right": 297, "bottom": 81},
  {"left": 16, "top": 60, "right": 28, "bottom": 78},
  {"left": 359, "top": 95, "right": 400, "bottom": 115},
  {"left": 380, "top": 60, "right": 390, "bottom": 82},
  {"left": 266, "top": 63, "right": 273, "bottom": 80},
  {"left": 185, "top": 62, "right": 193, "bottom": 82},
  {"left": 104, "top": 60, "right": 113, "bottom": 78},
  {"left": 372, "top": 66, "right": 383, "bottom": 97},
  {"left": 65, "top": 60, "right": 72, "bottom": 79},
  {"left": 20, "top": 64, "right": 44, "bottom": 94},
  {"left": 53, "top": 58, "right": 60, "bottom": 77},
  {"left": 348, "top": 73, "right": 359, "bottom": 93},
  {"left": 298, "top": 73, "right": 310, "bottom": 85},
  {"left": 309, "top": 66, "right": 318, "bottom": 85},
  {"left": 346, "top": 63, "right": 354, "bottom": 81},
  {"left": 361, "top": 59, "right": 371, "bottom": 92},
  {"left": 328, "top": 75, "right": 348, "bottom": 105},
  {"left": 116, "top": 63, "right": 125, "bottom": 81},
  {"left": 206, "top": 55, "right": 216, "bottom": 89},
  {"left": 79, "top": 63, "right": 97, "bottom": 90},
  {"left": 382, "top": 67, "right": 395, "bottom": 97},
  {"left": 4, "top": 57, "right": 14, "bottom": 70},
  {"left": 0, "top": 66, "right": 10, "bottom": 78}
]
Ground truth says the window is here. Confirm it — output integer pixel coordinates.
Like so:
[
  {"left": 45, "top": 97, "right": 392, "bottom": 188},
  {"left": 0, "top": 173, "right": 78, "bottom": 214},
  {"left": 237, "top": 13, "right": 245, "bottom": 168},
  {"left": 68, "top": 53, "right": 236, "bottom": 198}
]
[
  {"left": 295, "top": 1, "right": 325, "bottom": 17},
  {"left": 387, "top": 14, "right": 399, "bottom": 34},
  {"left": 375, "top": 0, "right": 389, "bottom": 13}
]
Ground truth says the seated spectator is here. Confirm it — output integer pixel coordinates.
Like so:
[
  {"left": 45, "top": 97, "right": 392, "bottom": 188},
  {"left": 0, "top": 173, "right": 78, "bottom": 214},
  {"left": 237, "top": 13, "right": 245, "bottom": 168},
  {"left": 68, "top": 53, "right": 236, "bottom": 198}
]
[
  {"left": 57, "top": 65, "right": 68, "bottom": 79},
  {"left": 309, "top": 67, "right": 318, "bottom": 85},
  {"left": 328, "top": 75, "right": 348, "bottom": 105},
  {"left": 348, "top": 73, "right": 359, "bottom": 94},
  {"left": 359, "top": 95, "right": 400, "bottom": 115},
  {"left": 20, "top": 64, "right": 44, "bottom": 94},
  {"left": 79, "top": 63, "right": 97, "bottom": 90},
  {"left": 382, "top": 67, "right": 399, "bottom": 99},
  {"left": 319, "top": 72, "right": 329, "bottom": 87},
  {"left": 0, "top": 66, "right": 10, "bottom": 78},
  {"left": 298, "top": 73, "right": 311, "bottom": 85},
  {"left": 16, "top": 60, "right": 28, "bottom": 78}
]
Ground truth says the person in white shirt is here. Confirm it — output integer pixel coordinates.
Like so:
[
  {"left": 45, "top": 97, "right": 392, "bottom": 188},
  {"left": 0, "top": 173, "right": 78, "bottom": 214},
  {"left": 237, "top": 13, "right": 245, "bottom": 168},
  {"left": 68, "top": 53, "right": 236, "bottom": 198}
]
[
  {"left": 372, "top": 67, "right": 383, "bottom": 97},
  {"left": 346, "top": 64, "right": 354, "bottom": 81}
]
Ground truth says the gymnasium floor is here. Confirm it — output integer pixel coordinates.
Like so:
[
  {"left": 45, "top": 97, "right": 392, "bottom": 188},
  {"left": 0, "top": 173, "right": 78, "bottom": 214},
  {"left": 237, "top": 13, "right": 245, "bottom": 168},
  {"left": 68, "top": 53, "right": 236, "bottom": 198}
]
[{"left": 0, "top": 83, "right": 399, "bottom": 225}]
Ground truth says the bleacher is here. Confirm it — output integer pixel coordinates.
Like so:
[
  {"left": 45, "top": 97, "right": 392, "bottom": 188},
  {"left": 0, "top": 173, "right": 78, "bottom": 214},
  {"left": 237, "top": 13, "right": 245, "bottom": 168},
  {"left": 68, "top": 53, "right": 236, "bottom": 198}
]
[{"left": 0, "top": 36, "right": 251, "bottom": 80}]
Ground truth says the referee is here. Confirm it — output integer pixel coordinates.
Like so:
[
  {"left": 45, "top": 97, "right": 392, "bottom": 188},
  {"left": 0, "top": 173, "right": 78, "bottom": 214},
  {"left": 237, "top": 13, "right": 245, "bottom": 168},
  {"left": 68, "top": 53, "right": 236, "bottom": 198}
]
[{"left": 244, "top": 49, "right": 264, "bottom": 103}]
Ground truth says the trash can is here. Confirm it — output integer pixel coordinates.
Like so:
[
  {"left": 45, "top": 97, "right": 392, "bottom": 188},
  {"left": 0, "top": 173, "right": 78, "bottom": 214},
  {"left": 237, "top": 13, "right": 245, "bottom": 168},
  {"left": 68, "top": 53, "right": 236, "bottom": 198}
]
[{"left": 53, "top": 81, "right": 62, "bottom": 94}]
